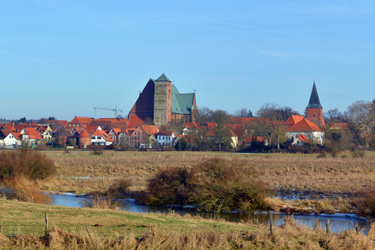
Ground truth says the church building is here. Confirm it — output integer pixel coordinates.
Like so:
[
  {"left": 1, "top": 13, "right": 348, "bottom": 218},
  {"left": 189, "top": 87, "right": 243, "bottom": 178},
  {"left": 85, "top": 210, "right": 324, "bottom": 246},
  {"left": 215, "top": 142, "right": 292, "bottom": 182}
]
[
  {"left": 285, "top": 82, "right": 326, "bottom": 145},
  {"left": 129, "top": 73, "right": 197, "bottom": 127}
]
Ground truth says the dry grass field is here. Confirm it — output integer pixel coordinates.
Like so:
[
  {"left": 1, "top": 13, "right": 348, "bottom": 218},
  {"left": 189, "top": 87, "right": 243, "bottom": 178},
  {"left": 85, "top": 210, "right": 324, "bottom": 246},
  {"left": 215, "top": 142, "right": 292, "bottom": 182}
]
[
  {"left": 40, "top": 150, "right": 375, "bottom": 198},
  {"left": 0, "top": 199, "right": 374, "bottom": 250}
]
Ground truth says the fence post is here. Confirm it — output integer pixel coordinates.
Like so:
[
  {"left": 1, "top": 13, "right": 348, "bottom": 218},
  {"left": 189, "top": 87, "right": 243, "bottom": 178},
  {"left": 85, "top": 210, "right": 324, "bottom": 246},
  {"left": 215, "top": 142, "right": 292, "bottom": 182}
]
[
  {"left": 0, "top": 219, "right": 2, "bottom": 234},
  {"left": 355, "top": 224, "right": 359, "bottom": 234},
  {"left": 45, "top": 213, "right": 48, "bottom": 236},
  {"left": 269, "top": 212, "right": 273, "bottom": 235},
  {"left": 85, "top": 224, "right": 91, "bottom": 237},
  {"left": 326, "top": 220, "right": 330, "bottom": 234}
]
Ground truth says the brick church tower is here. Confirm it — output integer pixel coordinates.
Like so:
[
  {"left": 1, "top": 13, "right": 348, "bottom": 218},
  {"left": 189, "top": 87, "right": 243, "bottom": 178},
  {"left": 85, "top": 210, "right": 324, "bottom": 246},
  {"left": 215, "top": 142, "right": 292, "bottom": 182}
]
[
  {"left": 129, "top": 73, "right": 197, "bottom": 128},
  {"left": 153, "top": 73, "right": 172, "bottom": 127},
  {"left": 306, "top": 82, "right": 326, "bottom": 129}
]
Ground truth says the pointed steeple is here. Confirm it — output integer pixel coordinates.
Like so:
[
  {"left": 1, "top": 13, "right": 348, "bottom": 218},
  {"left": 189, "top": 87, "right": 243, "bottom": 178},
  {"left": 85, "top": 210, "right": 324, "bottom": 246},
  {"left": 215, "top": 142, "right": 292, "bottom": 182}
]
[
  {"left": 155, "top": 73, "right": 171, "bottom": 82},
  {"left": 306, "top": 81, "right": 322, "bottom": 109}
]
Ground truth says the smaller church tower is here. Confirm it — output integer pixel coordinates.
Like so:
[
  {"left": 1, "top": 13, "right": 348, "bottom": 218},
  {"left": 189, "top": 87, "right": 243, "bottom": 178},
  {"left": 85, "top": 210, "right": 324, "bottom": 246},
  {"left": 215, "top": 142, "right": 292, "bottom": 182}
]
[
  {"left": 153, "top": 73, "right": 172, "bottom": 127},
  {"left": 306, "top": 82, "right": 326, "bottom": 129}
]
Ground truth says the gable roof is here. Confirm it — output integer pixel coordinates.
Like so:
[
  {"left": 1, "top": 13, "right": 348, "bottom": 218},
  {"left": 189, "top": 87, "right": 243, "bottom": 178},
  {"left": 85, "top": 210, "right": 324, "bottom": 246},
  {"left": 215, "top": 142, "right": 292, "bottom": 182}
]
[
  {"left": 92, "top": 130, "right": 113, "bottom": 141},
  {"left": 306, "top": 82, "right": 323, "bottom": 109},
  {"left": 287, "top": 118, "right": 323, "bottom": 132},
  {"left": 285, "top": 115, "right": 305, "bottom": 126},
  {"left": 128, "top": 114, "right": 144, "bottom": 129},
  {"left": 70, "top": 116, "right": 93, "bottom": 125},
  {"left": 155, "top": 73, "right": 171, "bottom": 82},
  {"left": 140, "top": 125, "right": 159, "bottom": 135}
]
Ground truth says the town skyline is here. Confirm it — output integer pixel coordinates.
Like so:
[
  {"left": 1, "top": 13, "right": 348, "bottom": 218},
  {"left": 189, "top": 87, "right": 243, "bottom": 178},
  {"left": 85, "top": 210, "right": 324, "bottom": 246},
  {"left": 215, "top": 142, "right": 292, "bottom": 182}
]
[{"left": 1, "top": 1, "right": 375, "bottom": 120}]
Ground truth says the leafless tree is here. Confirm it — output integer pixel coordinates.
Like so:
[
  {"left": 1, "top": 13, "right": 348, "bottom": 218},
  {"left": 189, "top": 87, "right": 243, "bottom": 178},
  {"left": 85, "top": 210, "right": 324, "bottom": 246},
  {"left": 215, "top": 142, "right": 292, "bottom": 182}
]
[{"left": 346, "top": 101, "right": 375, "bottom": 149}]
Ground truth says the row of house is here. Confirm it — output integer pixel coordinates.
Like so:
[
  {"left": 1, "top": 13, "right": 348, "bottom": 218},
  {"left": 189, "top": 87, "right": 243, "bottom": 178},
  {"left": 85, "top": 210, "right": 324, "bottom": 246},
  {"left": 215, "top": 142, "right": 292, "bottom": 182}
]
[{"left": 0, "top": 83, "right": 344, "bottom": 150}]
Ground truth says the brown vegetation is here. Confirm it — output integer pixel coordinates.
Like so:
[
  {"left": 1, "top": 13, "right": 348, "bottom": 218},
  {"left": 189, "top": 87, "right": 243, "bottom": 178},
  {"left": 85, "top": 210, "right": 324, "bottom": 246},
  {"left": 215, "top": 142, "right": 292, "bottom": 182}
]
[
  {"left": 145, "top": 158, "right": 268, "bottom": 212},
  {"left": 3, "top": 175, "right": 51, "bottom": 204},
  {"left": 0, "top": 149, "right": 56, "bottom": 180},
  {"left": 1, "top": 218, "right": 374, "bottom": 250}
]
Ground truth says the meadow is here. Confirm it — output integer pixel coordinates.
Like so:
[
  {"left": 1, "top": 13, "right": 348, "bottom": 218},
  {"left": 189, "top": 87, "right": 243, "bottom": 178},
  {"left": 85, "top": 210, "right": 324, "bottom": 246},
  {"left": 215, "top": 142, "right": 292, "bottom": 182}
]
[
  {"left": 0, "top": 199, "right": 374, "bottom": 250},
  {"left": 40, "top": 150, "right": 375, "bottom": 197},
  {"left": 25, "top": 150, "right": 375, "bottom": 215}
]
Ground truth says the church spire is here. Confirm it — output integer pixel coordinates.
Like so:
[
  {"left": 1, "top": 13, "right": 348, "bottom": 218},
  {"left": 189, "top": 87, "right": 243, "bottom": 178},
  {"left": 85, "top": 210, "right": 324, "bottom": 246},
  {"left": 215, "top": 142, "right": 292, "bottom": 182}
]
[{"left": 306, "top": 81, "right": 322, "bottom": 109}]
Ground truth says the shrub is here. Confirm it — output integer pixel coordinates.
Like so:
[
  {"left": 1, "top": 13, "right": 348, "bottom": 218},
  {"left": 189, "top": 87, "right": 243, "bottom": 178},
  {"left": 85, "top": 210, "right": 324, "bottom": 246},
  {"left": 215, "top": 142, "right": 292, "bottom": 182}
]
[
  {"left": 144, "top": 158, "right": 268, "bottom": 212},
  {"left": 194, "top": 158, "right": 268, "bottom": 212},
  {"left": 0, "top": 149, "right": 56, "bottom": 180},
  {"left": 145, "top": 167, "right": 197, "bottom": 206},
  {"left": 107, "top": 178, "right": 132, "bottom": 199}
]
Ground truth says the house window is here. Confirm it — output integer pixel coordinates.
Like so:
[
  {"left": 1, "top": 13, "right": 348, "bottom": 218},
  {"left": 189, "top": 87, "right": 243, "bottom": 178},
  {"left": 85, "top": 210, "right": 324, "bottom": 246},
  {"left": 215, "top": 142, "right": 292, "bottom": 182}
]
[
  {"left": 97, "top": 136, "right": 102, "bottom": 140},
  {"left": 92, "top": 137, "right": 95, "bottom": 139}
]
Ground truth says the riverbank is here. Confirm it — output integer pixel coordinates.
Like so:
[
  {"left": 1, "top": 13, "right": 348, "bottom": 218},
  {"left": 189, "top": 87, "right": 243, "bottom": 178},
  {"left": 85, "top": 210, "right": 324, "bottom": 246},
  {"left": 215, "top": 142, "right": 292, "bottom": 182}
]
[
  {"left": 32, "top": 150, "right": 375, "bottom": 218},
  {"left": 1, "top": 199, "right": 374, "bottom": 249}
]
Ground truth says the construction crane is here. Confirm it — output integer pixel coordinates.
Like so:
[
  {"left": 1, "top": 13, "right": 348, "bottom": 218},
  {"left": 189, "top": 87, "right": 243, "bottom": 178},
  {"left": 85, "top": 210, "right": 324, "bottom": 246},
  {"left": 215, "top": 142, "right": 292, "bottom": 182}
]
[{"left": 93, "top": 106, "right": 123, "bottom": 118}]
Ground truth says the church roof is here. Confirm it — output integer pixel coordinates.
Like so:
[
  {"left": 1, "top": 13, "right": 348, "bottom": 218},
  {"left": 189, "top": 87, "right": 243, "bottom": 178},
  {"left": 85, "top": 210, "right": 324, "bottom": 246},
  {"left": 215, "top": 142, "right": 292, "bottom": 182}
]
[
  {"left": 171, "top": 84, "right": 195, "bottom": 115},
  {"left": 307, "top": 82, "right": 322, "bottom": 109},
  {"left": 155, "top": 73, "right": 171, "bottom": 82},
  {"left": 287, "top": 118, "right": 323, "bottom": 132}
]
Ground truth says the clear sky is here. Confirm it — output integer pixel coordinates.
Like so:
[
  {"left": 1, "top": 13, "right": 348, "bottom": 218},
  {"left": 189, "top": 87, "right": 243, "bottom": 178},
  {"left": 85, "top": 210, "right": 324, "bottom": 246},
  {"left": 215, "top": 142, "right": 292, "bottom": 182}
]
[{"left": 1, "top": 0, "right": 374, "bottom": 120}]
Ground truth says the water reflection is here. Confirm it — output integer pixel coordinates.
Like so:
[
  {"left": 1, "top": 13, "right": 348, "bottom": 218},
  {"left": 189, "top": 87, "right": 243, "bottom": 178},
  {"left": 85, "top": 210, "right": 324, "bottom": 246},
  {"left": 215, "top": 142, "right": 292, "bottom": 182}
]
[{"left": 50, "top": 193, "right": 372, "bottom": 234}]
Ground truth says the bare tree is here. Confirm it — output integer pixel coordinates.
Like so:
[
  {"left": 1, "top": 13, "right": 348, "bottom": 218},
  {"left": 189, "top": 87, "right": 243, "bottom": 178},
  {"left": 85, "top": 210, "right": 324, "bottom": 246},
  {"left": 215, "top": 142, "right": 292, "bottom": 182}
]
[
  {"left": 346, "top": 101, "right": 375, "bottom": 149},
  {"left": 234, "top": 108, "right": 253, "bottom": 118},
  {"left": 256, "top": 103, "right": 289, "bottom": 150}
]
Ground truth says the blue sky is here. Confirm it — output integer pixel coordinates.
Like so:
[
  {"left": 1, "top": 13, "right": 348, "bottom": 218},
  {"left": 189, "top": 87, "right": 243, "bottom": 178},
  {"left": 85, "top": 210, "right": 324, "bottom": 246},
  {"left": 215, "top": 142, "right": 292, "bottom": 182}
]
[{"left": 1, "top": 0, "right": 374, "bottom": 120}]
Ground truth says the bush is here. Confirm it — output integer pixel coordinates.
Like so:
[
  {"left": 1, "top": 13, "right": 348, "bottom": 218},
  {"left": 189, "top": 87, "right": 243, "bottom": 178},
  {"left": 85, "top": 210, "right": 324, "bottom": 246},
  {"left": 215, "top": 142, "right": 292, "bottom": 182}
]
[
  {"left": 107, "top": 178, "right": 132, "bottom": 199},
  {"left": 0, "top": 149, "right": 56, "bottom": 180},
  {"left": 194, "top": 158, "right": 268, "bottom": 212},
  {"left": 145, "top": 167, "right": 196, "bottom": 206},
  {"left": 144, "top": 158, "right": 268, "bottom": 212}
]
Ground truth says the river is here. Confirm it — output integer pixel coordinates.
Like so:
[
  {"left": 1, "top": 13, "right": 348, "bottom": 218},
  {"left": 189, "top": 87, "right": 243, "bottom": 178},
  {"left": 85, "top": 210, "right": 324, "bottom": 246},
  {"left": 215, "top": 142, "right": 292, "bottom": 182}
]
[{"left": 50, "top": 193, "right": 372, "bottom": 234}]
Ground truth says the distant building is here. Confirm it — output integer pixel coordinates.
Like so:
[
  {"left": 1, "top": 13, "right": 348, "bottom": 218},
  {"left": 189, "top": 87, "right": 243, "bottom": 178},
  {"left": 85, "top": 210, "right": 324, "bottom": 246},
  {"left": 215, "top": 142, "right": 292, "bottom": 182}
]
[
  {"left": 285, "top": 82, "right": 326, "bottom": 145},
  {"left": 129, "top": 73, "right": 197, "bottom": 127}
]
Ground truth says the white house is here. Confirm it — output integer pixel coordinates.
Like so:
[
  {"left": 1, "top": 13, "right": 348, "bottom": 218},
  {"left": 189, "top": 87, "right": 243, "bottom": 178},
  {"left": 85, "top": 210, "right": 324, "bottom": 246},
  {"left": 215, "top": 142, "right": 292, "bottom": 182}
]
[
  {"left": 91, "top": 130, "right": 113, "bottom": 146},
  {"left": 0, "top": 132, "right": 22, "bottom": 148},
  {"left": 157, "top": 130, "right": 178, "bottom": 146}
]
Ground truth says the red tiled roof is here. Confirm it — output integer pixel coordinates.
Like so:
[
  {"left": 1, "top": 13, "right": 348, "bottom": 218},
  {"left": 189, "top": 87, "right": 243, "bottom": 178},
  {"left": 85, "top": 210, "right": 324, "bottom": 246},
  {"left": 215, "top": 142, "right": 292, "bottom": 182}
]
[
  {"left": 140, "top": 125, "right": 159, "bottom": 135},
  {"left": 128, "top": 114, "right": 144, "bottom": 129},
  {"left": 49, "top": 120, "right": 69, "bottom": 126},
  {"left": 285, "top": 115, "right": 304, "bottom": 126},
  {"left": 70, "top": 116, "right": 93, "bottom": 125},
  {"left": 12, "top": 132, "right": 22, "bottom": 140},
  {"left": 92, "top": 130, "right": 113, "bottom": 141},
  {"left": 297, "top": 134, "right": 311, "bottom": 144},
  {"left": 287, "top": 118, "right": 323, "bottom": 132},
  {"left": 79, "top": 130, "right": 91, "bottom": 138},
  {"left": 157, "top": 130, "right": 176, "bottom": 136},
  {"left": 86, "top": 126, "right": 100, "bottom": 134},
  {"left": 110, "top": 128, "right": 122, "bottom": 135}
]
